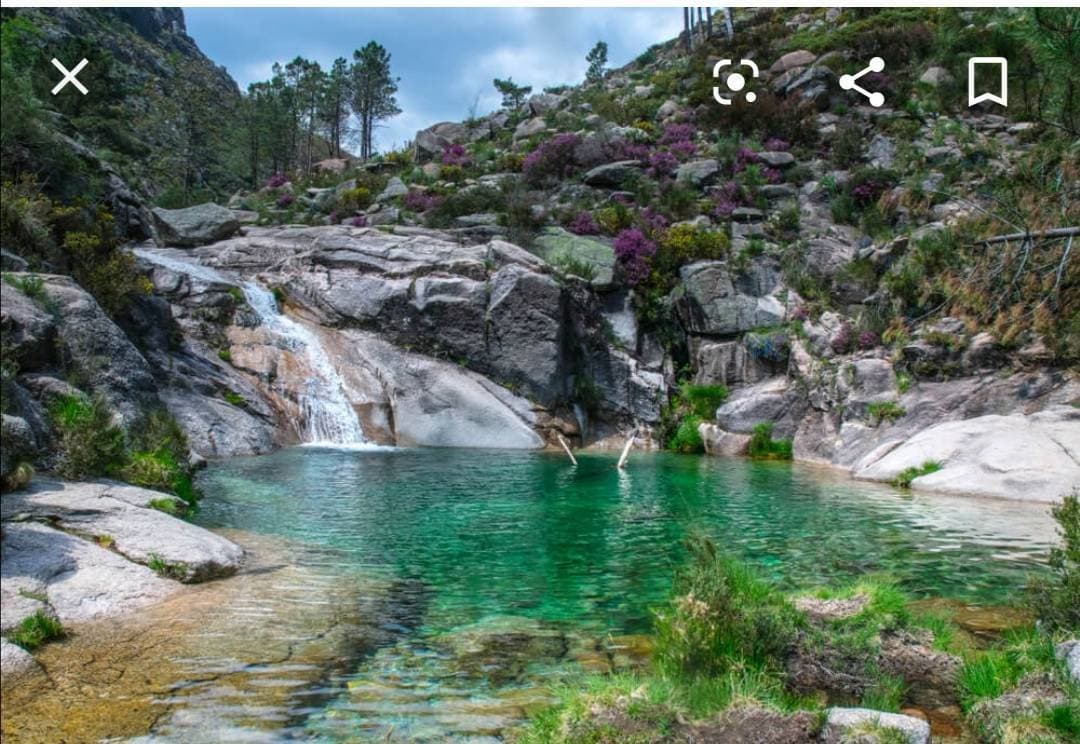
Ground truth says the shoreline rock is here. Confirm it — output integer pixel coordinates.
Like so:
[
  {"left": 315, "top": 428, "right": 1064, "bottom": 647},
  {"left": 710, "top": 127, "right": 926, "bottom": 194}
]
[{"left": 0, "top": 479, "right": 244, "bottom": 682}]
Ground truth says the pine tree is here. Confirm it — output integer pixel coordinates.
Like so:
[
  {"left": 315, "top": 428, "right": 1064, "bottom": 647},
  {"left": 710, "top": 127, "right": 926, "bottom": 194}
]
[
  {"left": 493, "top": 77, "right": 531, "bottom": 110},
  {"left": 585, "top": 41, "right": 608, "bottom": 85},
  {"left": 320, "top": 57, "right": 352, "bottom": 159},
  {"left": 350, "top": 42, "right": 400, "bottom": 160}
]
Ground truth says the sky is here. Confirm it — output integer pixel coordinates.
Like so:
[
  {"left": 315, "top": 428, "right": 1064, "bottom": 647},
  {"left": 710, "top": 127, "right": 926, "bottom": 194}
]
[{"left": 184, "top": 7, "right": 684, "bottom": 153}]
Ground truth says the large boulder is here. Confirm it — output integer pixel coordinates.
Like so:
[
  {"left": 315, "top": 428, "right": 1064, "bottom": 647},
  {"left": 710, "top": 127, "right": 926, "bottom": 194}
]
[
  {"left": 152, "top": 203, "right": 240, "bottom": 247},
  {"left": 714, "top": 377, "right": 806, "bottom": 439},
  {"left": 676, "top": 159, "right": 720, "bottom": 187},
  {"left": 414, "top": 120, "right": 489, "bottom": 160},
  {"left": 533, "top": 227, "right": 616, "bottom": 288},
  {"left": 676, "top": 260, "right": 786, "bottom": 336},
  {"left": 853, "top": 406, "right": 1080, "bottom": 501},
  {"left": 582, "top": 160, "right": 643, "bottom": 188},
  {"left": 1, "top": 479, "right": 245, "bottom": 582}
]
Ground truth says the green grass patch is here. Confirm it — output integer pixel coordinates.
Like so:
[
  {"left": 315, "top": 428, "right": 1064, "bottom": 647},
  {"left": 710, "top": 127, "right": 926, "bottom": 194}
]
[
  {"left": 147, "top": 553, "right": 188, "bottom": 581},
  {"left": 866, "top": 401, "right": 907, "bottom": 426},
  {"left": 48, "top": 394, "right": 127, "bottom": 479},
  {"left": 747, "top": 422, "right": 793, "bottom": 461},
  {"left": 6, "top": 611, "right": 64, "bottom": 651},
  {"left": 892, "top": 460, "right": 942, "bottom": 488},
  {"left": 222, "top": 390, "right": 244, "bottom": 406},
  {"left": 148, "top": 497, "right": 180, "bottom": 516}
]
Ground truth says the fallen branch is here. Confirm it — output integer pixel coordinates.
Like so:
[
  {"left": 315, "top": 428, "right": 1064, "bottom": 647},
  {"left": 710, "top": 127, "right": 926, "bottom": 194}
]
[{"left": 977, "top": 226, "right": 1080, "bottom": 246}]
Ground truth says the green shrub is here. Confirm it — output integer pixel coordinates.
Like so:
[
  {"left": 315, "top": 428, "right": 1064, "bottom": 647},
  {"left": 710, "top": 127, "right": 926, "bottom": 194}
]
[
  {"left": 48, "top": 394, "right": 126, "bottom": 479},
  {"left": 1, "top": 460, "right": 34, "bottom": 492},
  {"left": 668, "top": 415, "right": 704, "bottom": 454},
  {"left": 892, "top": 460, "right": 942, "bottom": 488},
  {"left": 679, "top": 383, "right": 729, "bottom": 419},
  {"left": 123, "top": 410, "right": 200, "bottom": 506},
  {"left": 2, "top": 272, "right": 45, "bottom": 300},
  {"left": 222, "top": 390, "right": 244, "bottom": 406},
  {"left": 654, "top": 536, "right": 801, "bottom": 678},
  {"left": 747, "top": 422, "right": 793, "bottom": 460},
  {"left": 1025, "top": 490, "right": 1080, "bottom": 632},
  {"left": 426, "top": 185, "right": 505, "bottom": 228},
  {"left": 6, "top": 611, "right": 64, "bottom": 650},
  {"left": 866, "top": 401, "right": 907, "bottom": 426}
]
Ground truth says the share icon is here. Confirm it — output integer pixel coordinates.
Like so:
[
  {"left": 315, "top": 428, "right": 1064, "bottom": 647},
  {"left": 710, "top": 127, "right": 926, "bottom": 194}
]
[{"left": 839, "top": 57, "right": 886, "bottom": 108}]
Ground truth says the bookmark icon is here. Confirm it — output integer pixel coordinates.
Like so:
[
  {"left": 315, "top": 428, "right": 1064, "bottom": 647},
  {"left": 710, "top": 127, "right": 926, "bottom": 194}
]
[{"left": 968, "top": 57, "right": 1007, "bottom": 107}]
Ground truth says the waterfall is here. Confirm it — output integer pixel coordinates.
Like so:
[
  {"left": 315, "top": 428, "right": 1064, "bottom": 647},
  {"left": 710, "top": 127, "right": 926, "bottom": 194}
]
[
  {"left": 134, "top": 247, "right": 367, "bottom": 445},
  {"left": 240, "top": 283, "right": 366, "bottom": 445}
]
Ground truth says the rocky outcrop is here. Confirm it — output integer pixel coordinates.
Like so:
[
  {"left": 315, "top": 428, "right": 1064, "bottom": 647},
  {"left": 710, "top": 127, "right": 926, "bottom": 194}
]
[
  {"left": 676, "top": 259, "right": 787, "bottom": 336},
  {"left": 152, "top": 203, "right": 242, "bottom": 247},
  {"left": 156, "top": 226, "right": 660, "bottom": 438}
]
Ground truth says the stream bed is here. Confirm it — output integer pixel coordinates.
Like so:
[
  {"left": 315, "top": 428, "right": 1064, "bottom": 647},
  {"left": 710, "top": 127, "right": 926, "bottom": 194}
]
[{"left": 1, "top": 447, "right": 1056, "bottom": 742}]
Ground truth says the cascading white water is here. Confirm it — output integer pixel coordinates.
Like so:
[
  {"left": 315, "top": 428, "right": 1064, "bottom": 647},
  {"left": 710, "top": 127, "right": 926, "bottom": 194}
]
[
  {"left": 239, "top": 282, "right": 366, "bottom": 444},
  {"left": 134, "top": 247, "right": 367, "bottom": 445}
]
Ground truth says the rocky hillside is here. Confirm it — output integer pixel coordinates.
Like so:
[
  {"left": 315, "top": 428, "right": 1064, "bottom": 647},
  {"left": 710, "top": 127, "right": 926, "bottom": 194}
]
[{"left": 2, "top": 8, "right": 1078, "bottom": 503}]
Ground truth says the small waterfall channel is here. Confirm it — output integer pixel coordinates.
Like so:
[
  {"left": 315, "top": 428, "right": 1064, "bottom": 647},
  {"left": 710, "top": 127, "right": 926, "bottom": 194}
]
[{"left": 134, "top": 248, "right": 367, "bottom": 445}]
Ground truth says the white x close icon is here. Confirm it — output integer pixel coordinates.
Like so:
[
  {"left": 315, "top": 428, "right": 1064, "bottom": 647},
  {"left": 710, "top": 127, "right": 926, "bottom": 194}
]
[{"left": 51, "top": 58, "right": 89, "bottom": 95}]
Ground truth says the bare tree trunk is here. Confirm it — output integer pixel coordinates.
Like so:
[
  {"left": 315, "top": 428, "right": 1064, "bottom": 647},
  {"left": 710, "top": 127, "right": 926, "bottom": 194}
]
[
  {"left": 706, "top": 8, "right": 713, "bottom": 37},
  {"left": 683, "top": 7, "right": 692, "bottom": 51},
  {"left": 722, "top": 7, "right": 734, "bottom": 41}
]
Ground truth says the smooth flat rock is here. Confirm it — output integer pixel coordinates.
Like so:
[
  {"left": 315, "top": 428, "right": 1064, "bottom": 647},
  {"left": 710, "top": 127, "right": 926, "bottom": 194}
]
[
  {"left": 854, "top": 406, "right": 1080, "bottom": 501},
  {"left": 823, "top": 707, "right": 930, "bottom": 744},
  {"left": 1, "top": 480, "right": 244, "bottom": 582},
  {"left": 1, "top": 521, "right": 176, "bottom": 626}
]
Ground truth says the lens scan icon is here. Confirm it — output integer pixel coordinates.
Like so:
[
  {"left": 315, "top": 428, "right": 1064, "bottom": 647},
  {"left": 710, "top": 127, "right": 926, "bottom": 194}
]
[
  {"left": 713, "top": 59, "right": 758, "bottom": 105},
  {"left": 968, "top": 57, "right": 1007, "bottom": 107}
]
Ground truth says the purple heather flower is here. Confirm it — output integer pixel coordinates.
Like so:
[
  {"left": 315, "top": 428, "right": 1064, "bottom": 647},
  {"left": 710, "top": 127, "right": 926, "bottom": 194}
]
[
  {"left": 613, "top": 227, "right": 657, "bottom": 285},
  {"left": 659, "top": 122, "right": 696, "bottom": 146},
  {"left": 276, "top": 193, "right": 295, "bottom": 208},
  {"left": 639, "top": 207, "right": 670, "bottom": 237},
  {"left": 523, "top": 133, "right": 581, "bottom": 182},
  {"left": 647, "top": 150, "right": 679, "bottom": 178},
  {"left": 266, "top": 172, "right": 288, "bottom": 188},
  {"left": 764, "top": 137, "right": 791, "bottom": 152},
  {"left": 858, "top": 330, "right": 880, "bottom": 350},
  {"left": 567, "top": 211, "right": 600, "bottom": 235},
  {"left": 763, "top": 167, "right": 783, "bottom": 185},
  {"left": 348, "top": 215, "right": 367, "bottom": 227},
  {"left": 440, "top": 143, "right": 471, "bottom": 167},
  {"left": 403, "top": 189, "right": 441, "bottom": 212}
]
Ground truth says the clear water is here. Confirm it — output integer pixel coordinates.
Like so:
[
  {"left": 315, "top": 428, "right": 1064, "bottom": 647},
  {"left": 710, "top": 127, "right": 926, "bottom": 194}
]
[{"left": 190, "top": 446, "right": 1055, "bottom": 741}]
